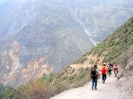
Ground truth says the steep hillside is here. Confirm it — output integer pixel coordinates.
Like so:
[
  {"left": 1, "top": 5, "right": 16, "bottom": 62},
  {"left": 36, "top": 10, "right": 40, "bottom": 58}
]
[
  {"left": 50, "top": 15, "right": 133, "bottom": 96},
  {"left": 69, "top": 17, "right": 133, "bottom": 75},
  {"left": 85, "top": 16, "right": 133, "bottom": 67},
  {"left": 0, "top": 0, "right": 133, "bottom": 87},
  {"left": 1, "top": 16, "right": 133, "bottom": 99},
  {"left": 48, "top": 16, "right": 133, "bottom": 99}
]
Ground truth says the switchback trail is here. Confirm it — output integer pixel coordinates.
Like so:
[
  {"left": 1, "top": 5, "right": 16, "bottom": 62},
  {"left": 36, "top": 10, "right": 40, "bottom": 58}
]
[{"left": 51, "top": 74, "right": 121, "bottom": 99}]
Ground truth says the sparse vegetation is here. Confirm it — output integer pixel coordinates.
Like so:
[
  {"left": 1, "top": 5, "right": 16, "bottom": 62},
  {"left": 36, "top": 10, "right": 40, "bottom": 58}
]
[
  {"left": 21, "top": 80, "right": 54, "bottom": 99},
  {"left": 89, "top": 59, "right": 95, "bottom": 64},
  {"left": 88, "top": 17, "right": 133, "bottom": 65},
  {"left": 41, "top": 74, "right": 55, "bottom": 82},
  {"left": 74, "top": 55, "right": 87, "bottom": 64},
  {"left": 0, "top": 87, "right": 21, "bottom": 99}
]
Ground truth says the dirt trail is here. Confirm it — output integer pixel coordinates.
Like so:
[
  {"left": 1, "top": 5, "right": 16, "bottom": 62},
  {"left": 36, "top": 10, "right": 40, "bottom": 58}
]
[{"left": 51, "top": 74, "right": 121, "bottom": 99}]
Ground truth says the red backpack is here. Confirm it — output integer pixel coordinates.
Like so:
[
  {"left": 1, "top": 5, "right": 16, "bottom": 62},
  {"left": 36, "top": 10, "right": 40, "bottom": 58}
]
[{"left": 102, "top": 66, "right": 106, "bottom": 74}]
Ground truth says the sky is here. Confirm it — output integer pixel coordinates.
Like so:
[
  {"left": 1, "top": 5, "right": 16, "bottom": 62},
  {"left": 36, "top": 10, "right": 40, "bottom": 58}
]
[
  {"left": 0, "top": 0, "right": 4, "bottom": 4},
  {"left": 0, "top": 0, "right": 4, "bottom": 2}
]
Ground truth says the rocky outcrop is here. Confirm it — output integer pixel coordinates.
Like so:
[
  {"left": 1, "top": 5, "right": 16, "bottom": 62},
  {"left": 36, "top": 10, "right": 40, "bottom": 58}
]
[{"left": 0, "top": 41, "right": 53, "bottom": 86}]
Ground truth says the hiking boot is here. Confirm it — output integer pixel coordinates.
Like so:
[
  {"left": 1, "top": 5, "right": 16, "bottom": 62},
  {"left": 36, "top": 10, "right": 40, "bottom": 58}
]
[{"left": 95, "top": 87, "right": 97, "bottom": 90}]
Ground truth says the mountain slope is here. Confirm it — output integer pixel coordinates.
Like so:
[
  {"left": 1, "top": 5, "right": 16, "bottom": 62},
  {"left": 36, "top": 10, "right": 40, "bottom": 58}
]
[
  {"left": 71, "top": 17, "right": 133, "bottom": 71},
  {"left": 1, "top": 15, "right": 133, "bottom": 99},
  {"left": 0, "top": 0, "right": 133, "bottom": 87},
  {"left": 51, "top": 16, "right": 133, "bottom": 96},
  {"left": 50, "top": 16, "right": 133, "bottom": 99}
]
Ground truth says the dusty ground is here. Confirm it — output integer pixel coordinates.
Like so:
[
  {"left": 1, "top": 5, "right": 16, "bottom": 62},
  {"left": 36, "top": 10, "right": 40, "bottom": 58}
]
[{"left": 50, "top": 73, "right": 122, "bottom": 99}]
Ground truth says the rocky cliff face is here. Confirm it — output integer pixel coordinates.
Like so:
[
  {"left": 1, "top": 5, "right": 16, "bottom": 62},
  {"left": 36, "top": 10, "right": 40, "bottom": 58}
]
[{"left": 0, "top": 0, "right": 133, "bottom": 87}]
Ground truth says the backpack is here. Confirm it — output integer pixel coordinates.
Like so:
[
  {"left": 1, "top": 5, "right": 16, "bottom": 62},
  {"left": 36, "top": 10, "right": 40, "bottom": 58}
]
[
  {"left": 102, "top": 66, "right": 106, "bottom": 74},
  {"left": 91, "top": 68, "right": 97, "bottom": 78}
]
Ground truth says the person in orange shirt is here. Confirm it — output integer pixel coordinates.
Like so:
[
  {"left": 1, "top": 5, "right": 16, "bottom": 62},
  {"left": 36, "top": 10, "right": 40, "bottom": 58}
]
[{"left": 101, "top": 63, "right": 108, "bottom": 84}]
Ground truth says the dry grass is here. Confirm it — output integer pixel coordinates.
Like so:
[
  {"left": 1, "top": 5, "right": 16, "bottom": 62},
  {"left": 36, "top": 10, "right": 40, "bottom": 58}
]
[{"left": 21, "top": 80, "right": 54, "bottom": 99}]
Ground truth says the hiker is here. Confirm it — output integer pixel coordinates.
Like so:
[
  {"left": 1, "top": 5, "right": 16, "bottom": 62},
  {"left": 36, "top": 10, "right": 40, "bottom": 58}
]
[
  {"left": 101, "top": 63, "right": 108, "bottom": 84},
  {"left": 90, "top": 64, "right": 100, "bottom": 90},
  {"left": 113, "top": 64, "right": 118, "bottom": 77},
  {"left": 108, "top": 63, "right": 113, "bottom": 76}
]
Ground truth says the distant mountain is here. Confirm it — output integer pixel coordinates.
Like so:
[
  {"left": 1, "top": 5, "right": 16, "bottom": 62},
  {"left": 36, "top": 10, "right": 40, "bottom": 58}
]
[{"left": 0, "top": 0, "right": 133, "bottom": 87}]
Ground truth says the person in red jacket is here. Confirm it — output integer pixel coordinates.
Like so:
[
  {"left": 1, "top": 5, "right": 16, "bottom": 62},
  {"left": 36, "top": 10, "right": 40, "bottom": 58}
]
[
  {"left": 101, "top": 63, "right": 108, "bottom": 84},
  {"left": 113, "top": 64, "right": 118, "bottom": 77}
]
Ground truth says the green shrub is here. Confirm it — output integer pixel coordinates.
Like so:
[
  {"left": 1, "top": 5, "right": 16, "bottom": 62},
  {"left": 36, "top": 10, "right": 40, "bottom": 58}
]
[
  {"left": 79, "top": 71, "right": 87, "bottom": 79},
  {"left": 0, "top": 88, "right": 21, "bottom": 99},
  {"left": 131, "top": 18, "right": 133, "bottom": 23},
  {"left": 67, "top": 75, "right": 75, "bottom": 83},
  {"left": 42, "top": 74, "right": 54, "bottom": 82}
]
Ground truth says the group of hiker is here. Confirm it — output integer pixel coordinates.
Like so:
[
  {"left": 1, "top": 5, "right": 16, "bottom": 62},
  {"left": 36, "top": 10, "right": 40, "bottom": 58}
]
[{"left": 90, "top": 62, "right": 118, "bottom": 90}]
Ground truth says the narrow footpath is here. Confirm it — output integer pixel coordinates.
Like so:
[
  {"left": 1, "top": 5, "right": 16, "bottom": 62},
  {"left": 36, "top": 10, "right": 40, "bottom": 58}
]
[{"left": 51, "top": 74, "right": 121, "bottom": 99}]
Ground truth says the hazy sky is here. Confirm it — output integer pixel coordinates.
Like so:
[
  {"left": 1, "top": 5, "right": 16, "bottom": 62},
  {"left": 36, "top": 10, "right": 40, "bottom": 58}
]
[
  {"left": 0, "top": 0, "right": 4, "bottom": 2},
  {"left": 0, "top": 0, "right": 4, "bottom": 4}
]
